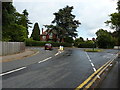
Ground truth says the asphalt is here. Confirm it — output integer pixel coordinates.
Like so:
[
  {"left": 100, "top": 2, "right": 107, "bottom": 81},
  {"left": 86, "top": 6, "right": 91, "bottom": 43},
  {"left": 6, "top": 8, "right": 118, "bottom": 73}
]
[
  {"left": 2, "top": 47, "right": 58, "bottom": 72},
  {"left": 2, "top": 48, "right": 93, "bottom": 88},
  {"left": 2, "top": 48, "right": 119, "bottom": 88},
  {"left": 99, "top": 57, "right": 119, "bottom": 89}
]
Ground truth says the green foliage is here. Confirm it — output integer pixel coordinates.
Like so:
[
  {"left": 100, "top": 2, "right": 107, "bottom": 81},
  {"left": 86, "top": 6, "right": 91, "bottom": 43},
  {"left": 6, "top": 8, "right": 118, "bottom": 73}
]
[
  {"left": 74, "top": 37, "right": 94, "bottom": 48},
  {"left": 105, "top": 13, "right": 120, "bottom": 30},
  {"left": 110, "top": 31, "right": 120, "bottom": 45},
  {"left": 74, "top": 37, "right": 84, "bottom": 47},
  {"left": 2, "top": 2, "right": 16, "bottom": 27},
  {"left": 78, "top": 40, "right": 94, "bottom": 48},
  {"left": 45, "top": 5, "right": 81, "bottom": 42},
  {"left": 2, "top": 2, "right": 31, "bottom": 41},
  {"left": 105, "top": 0, "right": 120, "bottom": 46},
  {"left": 3, "top": 24, "right": 27, "bottom": 42},
  {"left": 31, "top": 22, "right": 40, "bottom": 41},
  {"left": 96, "top": 29, "right": 115, "bottom": 48},
  {"left": 25, "top": 40, "right": 72, "bottom": 47},
  {"left": 64, "top": 37, "right": 74, "bottom": 43}
]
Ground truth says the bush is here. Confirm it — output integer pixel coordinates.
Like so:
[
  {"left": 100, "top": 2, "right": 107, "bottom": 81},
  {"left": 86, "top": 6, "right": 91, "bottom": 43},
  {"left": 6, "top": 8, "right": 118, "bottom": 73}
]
[
  {"left": 64, "top": 37, "right": 74, "bottom": 43},
  {"left": 25, "top": 39, "right": 72, "bottom": 47},
  {"left": 78, "top": 40, "right": 95, "bottom": 48}
]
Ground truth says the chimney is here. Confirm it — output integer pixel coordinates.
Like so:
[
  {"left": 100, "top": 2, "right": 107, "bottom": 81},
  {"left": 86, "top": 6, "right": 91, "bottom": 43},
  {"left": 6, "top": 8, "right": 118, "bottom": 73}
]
[
  {"left": 42, "top": 28, "right": 43, "bottom": 34},
  {"left": 86, "top": 38, "right": 88, "bottom": 41}
]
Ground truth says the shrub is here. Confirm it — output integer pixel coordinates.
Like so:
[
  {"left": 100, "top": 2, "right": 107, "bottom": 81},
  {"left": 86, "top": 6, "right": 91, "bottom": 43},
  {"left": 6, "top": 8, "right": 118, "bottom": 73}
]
[
  {"left": 25, "top": 39, "right": 72, "bottom": 47},
  {"left": 78, "top": 40, "right": 95, "bottom": 48}
]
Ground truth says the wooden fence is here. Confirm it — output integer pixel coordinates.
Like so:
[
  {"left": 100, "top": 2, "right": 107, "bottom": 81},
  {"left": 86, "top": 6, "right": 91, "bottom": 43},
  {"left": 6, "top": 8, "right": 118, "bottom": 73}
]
[{"left": 0, "top": 42, "right": 25, "bottom": 56}]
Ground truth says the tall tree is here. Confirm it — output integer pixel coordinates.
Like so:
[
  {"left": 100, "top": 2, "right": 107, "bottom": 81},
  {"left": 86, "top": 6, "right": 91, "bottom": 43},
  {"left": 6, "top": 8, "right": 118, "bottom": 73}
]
[
  {"left": 31, "top": 23, "right": 40, "bottom": 41},
  {"left": 2, "top": 2, "right": 16, "bottom": 41},
  {"left": 45, "top": 5, "right": 81, "bottom": 42},
  {"left": 22, "top": 9, "right": 32, "bottom": 38},
  {"left": 2, "top": 2, "right": 30, "bottom": 41},
  {"left": 96, "top": 29, "right": 115, "bottom": 48},
  {"left": 105, "top": 0, "right": 120, "bottom": 45},
  {"left": 15, "top": 9, "right": 32, "bottom": 38}
]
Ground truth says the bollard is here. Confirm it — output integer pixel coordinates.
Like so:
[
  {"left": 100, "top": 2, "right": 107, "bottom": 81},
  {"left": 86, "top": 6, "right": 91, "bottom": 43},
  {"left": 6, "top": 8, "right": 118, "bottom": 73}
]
[
  {"left": 59, "top": 46, "right": 64, "bottom": 51},
  {"left": 61, "top": 46, "right": 64, "bottom": 50},
  {"left": 59, "top": 46, "right": 61, "bottom": 50}
]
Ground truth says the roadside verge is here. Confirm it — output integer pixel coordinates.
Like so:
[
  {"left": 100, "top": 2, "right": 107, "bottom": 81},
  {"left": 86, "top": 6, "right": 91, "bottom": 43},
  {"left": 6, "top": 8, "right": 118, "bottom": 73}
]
[{"left": 0, "top": 49, "right": 39, "bottom": 63}]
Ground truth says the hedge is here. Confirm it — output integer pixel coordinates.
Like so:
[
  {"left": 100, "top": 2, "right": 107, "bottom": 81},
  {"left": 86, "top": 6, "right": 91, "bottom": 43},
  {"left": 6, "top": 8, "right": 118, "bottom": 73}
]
[
  {"left": 25, "top": 39, "right": 72, "bottom": 47},
  {"left": 77, "top": 41, "right": 96, "bottom": 48}
]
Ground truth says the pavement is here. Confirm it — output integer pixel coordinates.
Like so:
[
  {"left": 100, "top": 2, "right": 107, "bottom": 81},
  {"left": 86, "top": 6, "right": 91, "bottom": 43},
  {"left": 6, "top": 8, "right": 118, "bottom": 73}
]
[{"left": 1, "top": 49, "right": 39, "bottom": 63}]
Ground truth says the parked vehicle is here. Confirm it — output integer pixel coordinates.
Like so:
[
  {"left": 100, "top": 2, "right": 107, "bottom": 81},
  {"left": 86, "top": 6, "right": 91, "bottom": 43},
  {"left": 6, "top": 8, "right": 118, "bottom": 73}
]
[{"left": 45, "top": 43, "right": 52, "bottom": 50}]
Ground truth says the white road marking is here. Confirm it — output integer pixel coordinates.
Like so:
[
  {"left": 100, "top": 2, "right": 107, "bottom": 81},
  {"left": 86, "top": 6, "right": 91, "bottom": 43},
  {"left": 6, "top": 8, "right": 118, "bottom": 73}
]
[
  {"left": 85, "top": 52, "right": 101, "bottom": 79},
  {"left": 55, "top": 51, "right": 64, "bottom": 56},
  {"left": 55, "top": 52, "right": 59, "bottom": 56},
  {"left": 86, "top": 52, "right": 91, "bottom": 60},
  {"left": 93, "top": 67, "right": 100, "bottom": 78},
  {"left": 38, "top": 57, "right": 52, "bottom": 63},
  {"left": 93, "top": 67, "right": 96, "bottom": 72},
  {"left": 91, "top": 63, "right": 94, "bottom": 67},
  {"left": 0, "top": 67, "right": 26, "bottom": 76}
]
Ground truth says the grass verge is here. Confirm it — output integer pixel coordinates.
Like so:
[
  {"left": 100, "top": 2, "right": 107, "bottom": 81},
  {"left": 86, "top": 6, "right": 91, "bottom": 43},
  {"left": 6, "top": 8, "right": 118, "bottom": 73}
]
[{"left": 84, "top": 49, "right": 103, "bottom": 52}]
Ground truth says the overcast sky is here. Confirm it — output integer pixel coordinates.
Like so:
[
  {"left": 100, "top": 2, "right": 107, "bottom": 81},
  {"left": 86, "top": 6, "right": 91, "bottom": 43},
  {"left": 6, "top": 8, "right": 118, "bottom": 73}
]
[{"left": 13, "top": 0, "right": 117, "bottom": 40}]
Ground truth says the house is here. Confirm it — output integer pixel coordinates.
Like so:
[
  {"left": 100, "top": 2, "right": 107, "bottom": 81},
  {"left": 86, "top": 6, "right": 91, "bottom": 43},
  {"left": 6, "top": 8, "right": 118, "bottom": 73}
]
[{"left": 40, "top": 28, "right": 60, "bottom": 42}]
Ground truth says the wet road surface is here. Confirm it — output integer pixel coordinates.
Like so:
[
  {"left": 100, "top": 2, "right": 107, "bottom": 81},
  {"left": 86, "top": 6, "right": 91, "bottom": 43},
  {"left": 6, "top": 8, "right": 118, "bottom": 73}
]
[{"left": 2, "top": 48, "right": 118, "bottom": 88}]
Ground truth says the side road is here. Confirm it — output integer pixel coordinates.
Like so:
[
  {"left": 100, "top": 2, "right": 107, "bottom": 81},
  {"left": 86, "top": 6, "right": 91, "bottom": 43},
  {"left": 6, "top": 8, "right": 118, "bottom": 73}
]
[{"left": 2, "top": 47, "right": 62, "bottom": 72}]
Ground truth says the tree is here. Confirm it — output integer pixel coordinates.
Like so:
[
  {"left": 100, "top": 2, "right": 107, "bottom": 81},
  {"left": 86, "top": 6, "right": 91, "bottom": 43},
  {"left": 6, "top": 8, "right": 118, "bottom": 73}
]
[
  {"left": 8, "top": 24, "right": 27, "bottom": 42},
  {"left": 64, "top": 37, "right": 74, "bottom": 43},
  {"left": 22, "top": 9, "right": 32, "bottom": 38},
  {"left": 45, "top": 5, "right": 81, "bottom": 42},
  {"left": 105, "top": 0, "right": 120, "bottom": 46},
  {"left": 110, "top": 31, "right": 119, "bottom": 45},
  {"left": 96, "top": 29, "right": 115, "bottom": 48},
  {"left": 2, "top": 2, "right": 16, "bottom": 41},
  {"left": 2, "top": 2, "right": 30, "bottom": 41},
  {"left": 15, "top": 9, "right": 32, "bottom": 38},
  {"left": 74, "top": 37, "right": 84, "bottom": 47},
  {"left": 31, "top": 23, "right": 40, "bottom": 41}
]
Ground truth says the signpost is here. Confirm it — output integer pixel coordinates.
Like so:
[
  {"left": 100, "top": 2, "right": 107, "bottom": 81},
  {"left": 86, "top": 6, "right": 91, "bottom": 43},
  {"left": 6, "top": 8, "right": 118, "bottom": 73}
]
[{"left": 92, "top": 38, "right": 96, "bottom": 51}]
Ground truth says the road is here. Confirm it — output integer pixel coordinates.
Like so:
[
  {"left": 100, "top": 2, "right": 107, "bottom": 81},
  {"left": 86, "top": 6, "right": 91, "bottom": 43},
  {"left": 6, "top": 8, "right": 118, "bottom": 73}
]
[
  {"left": 2, "top": 48, "right": 118, "bottom": 88},
  {"left": 2, "top": 47, "right": 58, "bottom": 72}
]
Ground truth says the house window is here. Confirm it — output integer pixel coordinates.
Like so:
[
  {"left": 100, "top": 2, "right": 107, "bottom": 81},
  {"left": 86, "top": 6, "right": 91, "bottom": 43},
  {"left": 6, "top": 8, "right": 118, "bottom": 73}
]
[{"left": 43, "top": 36, "right": 46, "bottom": 40}]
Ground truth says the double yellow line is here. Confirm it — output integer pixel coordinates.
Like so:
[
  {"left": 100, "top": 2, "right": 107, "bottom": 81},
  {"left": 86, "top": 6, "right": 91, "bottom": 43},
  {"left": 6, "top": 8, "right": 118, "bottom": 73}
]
[{"left": 75, "top": 59, "right": 115, "bottom": 90}]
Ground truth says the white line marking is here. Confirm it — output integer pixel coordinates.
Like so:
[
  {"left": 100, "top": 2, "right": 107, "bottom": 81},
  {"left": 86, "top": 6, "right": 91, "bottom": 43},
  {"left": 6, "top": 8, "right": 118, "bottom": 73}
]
[
  {"left": 93, "top": 67, "right": 96, "bottom": 72},
  {"left": 55, "top": 51, "right": 64, "bottom": 56},
  {"left": 38, "top": 57, "right": 52, "bottom": 63},
  {"left": 55, "top": 53, "right": 59, "bottom": 56},
  {"left": 85, "top": 52, "right": 98, "bottom": 72},
  {"left": 93, "top": 67, "right": 100, "bottom": 78},
  {"left": 91, "top": 63, "right": 94, "bottom": 67},
  {"left": 85, "top": 52, "right": 102, "bottom": 79},
  {"left": 85, "top": 52, "right": 91, "bottom": 60},
  {"left": 0, "top": 67, "right": 26, "bottom": 76}
]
